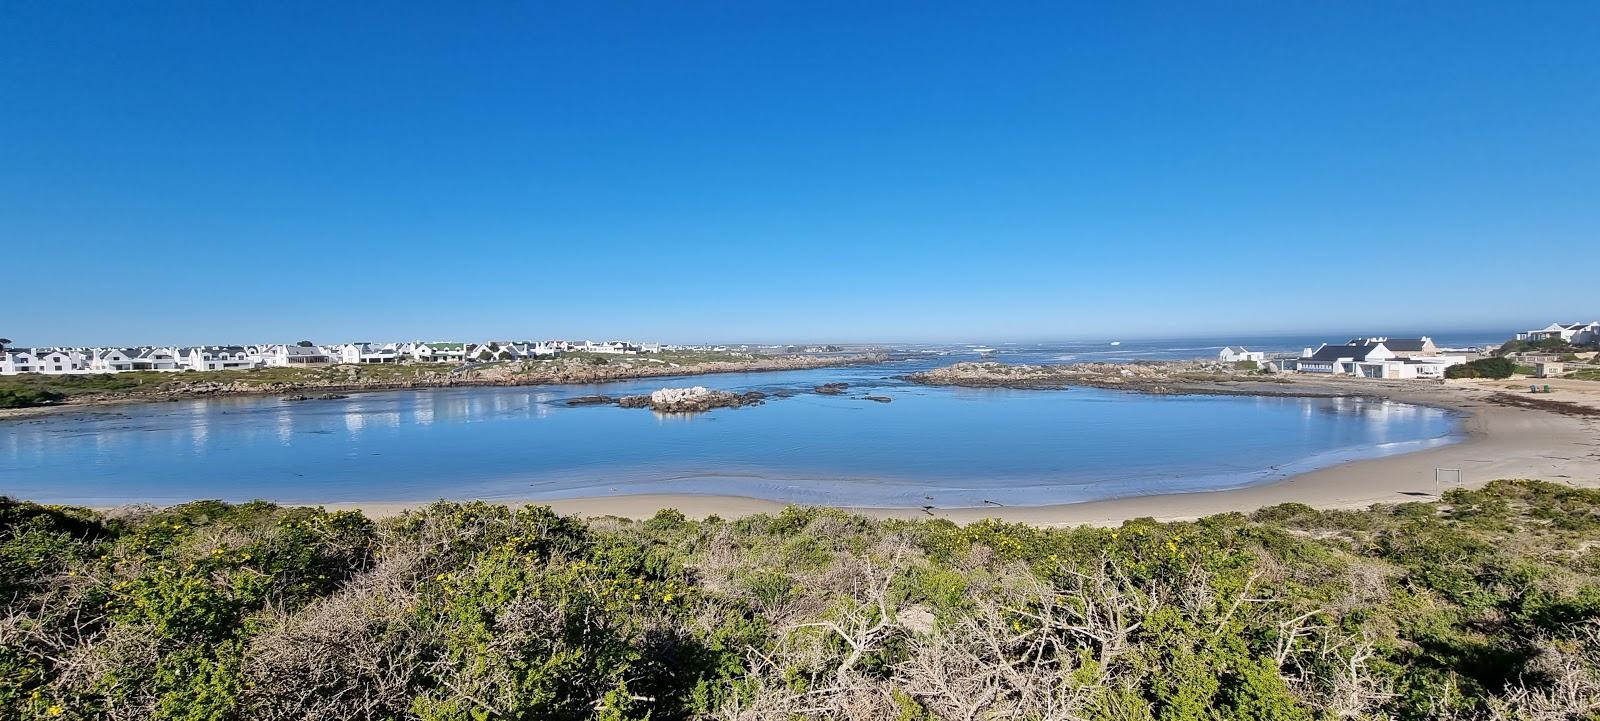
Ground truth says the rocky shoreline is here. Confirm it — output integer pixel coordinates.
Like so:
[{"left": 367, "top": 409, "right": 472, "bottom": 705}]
[
  {"left": 0, "top": 354, "right": 887, "bottom": 419},
  {"left": 900, "top": 361, "right": 1352, "bottom": 398}
]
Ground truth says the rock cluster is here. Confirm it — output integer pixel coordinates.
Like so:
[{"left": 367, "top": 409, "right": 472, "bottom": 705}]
[
  {"left": 814, "top": 382, "right": 849, "bottom": 395},
  {"left": 618, "top": 386, "right": 767, "bottom": 413}
]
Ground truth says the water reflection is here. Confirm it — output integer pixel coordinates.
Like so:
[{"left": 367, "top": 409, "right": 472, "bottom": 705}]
[{"left": 0, "top": 370, "right": 1461, "bottom": 508}]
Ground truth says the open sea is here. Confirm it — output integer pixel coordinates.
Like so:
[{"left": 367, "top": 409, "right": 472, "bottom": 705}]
[{"left": 0, "top": 333, "right": 1504, "bottom": 508}]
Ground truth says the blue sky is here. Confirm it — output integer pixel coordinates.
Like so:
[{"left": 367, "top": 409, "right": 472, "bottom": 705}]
[{"left": 2, "top": 2, "right": 1596, "bottom": 345}]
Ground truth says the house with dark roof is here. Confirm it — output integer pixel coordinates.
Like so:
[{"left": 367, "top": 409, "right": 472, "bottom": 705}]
[
  {"left": 3, "top": 348, "right": 87, "bottom": 375},
  {"left": 1286, "top": 337, "right": 1461, "bottom": 379},
  {"left": 180, "top": 346, "right": 258, "bottom": 371}
]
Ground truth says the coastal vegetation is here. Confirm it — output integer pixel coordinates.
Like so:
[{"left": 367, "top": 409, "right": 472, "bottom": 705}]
[
  {"left": 0, "top": 388, "right": 65, "bottom": 410},
  {"left": 1496, "top": 338, "right": 1581, "bottom": 356},
  {"left": 1444, "top": 357, "right": 1517, "bottom": 380},
  {"left": 3, "top": 480, "right": 1598, "bottom": 719}
]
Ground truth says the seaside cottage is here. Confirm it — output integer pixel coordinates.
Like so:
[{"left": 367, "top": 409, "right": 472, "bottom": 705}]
[
  {"left": 407, "top": 342, "right": 468, "bottom": 364},
  {"left": 131, "top": 347, "right": 181, "bottom": 371},
  {"left": 1219, "top": 347, "right": 1265, "bottom": 363},
  {"left": 90, "top": 348, "right": 139, "bottom": 373},
  {"left": 180, "top": 346, "right": 258, "bottom": 372},
  {"left": 1516, "top": 322, "right": 1600, "bottom": 344},
  {"left": 263, "top": 344, "right": 332, "bottom": 367},
  {"left": 1291, "top": 337, "right": 1461, "bottom": 379},
  {"left": 3, "top": 348, "right": 87, "bottom": 375},
  {"left": 0, "top": 349, "right": 37, "bottom": 375},
  {"left": 335, "top": 343, "right": 402, "bottom": 364}
]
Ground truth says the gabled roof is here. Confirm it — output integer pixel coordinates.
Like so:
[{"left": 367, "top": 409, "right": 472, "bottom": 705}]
[
  {"left": 1305, "top": 343, "right": 1380, "bottom": 362},
  {"left": 1377, "top": 338, "right": 1428, "bottom": 352}
]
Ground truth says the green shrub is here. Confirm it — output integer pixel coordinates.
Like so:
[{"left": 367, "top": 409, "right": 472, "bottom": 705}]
[{"left": 1445, "top": 357, "right": 1516, "bottom": 379}]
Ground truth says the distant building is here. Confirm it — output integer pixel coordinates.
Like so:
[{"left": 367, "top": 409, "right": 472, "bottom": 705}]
[
  {"left": 1516, "top": 322, "right": 1600, "bottom": 345},
  {"left": 180, "top": 346, "right": 258, "bottom": 371},
  {"left": 1285, "top": 337, "right": 1461, "bottom": 379},
  {"left": 405, "top": 342, "right": 468, "bottom": 364},
  {"left": 1218, "top": 347, "right": 1265, "bottom": 363},
  {"left": 263, "top": 344, "right": 331, "bottom": 367}
]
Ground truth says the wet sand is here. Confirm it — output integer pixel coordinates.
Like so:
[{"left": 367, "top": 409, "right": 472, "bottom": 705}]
[{"left": 329, "top": 377, "right": 1600, "bottom": 526}]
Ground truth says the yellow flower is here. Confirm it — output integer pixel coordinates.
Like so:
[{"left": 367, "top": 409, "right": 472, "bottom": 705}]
[
  {"left": 662, "top": 593, "right": 675, "bottom": 603},
  {"left": 46, "top": 705, "right": 64, "bottom": 717}
]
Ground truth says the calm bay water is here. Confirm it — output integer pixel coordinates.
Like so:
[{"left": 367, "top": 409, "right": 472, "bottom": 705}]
[{"left": 0, "top": 338, "right": 1473, "bottom": 508}]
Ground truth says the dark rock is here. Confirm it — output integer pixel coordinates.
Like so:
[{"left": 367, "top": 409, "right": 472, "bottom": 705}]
[{"left": 814, "top": 382, "right": 850, "bottom": 395}]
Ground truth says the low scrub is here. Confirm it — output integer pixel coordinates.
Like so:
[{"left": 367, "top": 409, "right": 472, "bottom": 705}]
[
  {"left": 0, "top": 388, "right": 66, "bottom": 409},
  {"left": 1445, "top": 357, "right": 1517, "bottom": 379},
  {"left": 3, "top": 481, "right": 1600, "bottom": 719}
]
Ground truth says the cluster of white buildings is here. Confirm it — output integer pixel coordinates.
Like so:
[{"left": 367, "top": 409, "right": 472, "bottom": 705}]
[
  {"left": 1273, "top": 337, "right": 1467, "bottom": 379},
  {"left": 0, "top": 339, "right": 671, "bottom": 376},
  {"left": 1515, "top": 321, "right": 1600, "bottom": 346}
]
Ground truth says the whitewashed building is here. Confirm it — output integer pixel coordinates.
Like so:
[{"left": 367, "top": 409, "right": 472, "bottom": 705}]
[
  {"left": 334, "top": 343, "right": 402, "bottom": 364},
  {"left": 1516, "top": 322, "right": 1600, "bottom": 345},
  {"left": 1218, "top": 347, "right": 1265, "bottom": 363},
  {"left": 90, "top": 348, "right": 139, "bottom": 373},
  {"left": 1285, "top": 337, "right": 1460, "bottom": 379},
  {"left": 181, "top": 346, "right": 258, "bottom": 371},
  {"left": 263, "top": 344, "right": 332, "bottom": 366},
  {"left": 5, "top": 348, "right": 88, "bottom": 375},
  {"left": 405, "top": 342, "right": 468, "bottom": 364}
]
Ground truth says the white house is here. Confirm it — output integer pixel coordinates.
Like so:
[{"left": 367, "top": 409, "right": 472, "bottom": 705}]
[
  {"left": 131, "top": 347, "right": 181, "bottom": 371},
  {"left": 180, "top": 346, "right": 258, "bottom": 371},
  {"left": 334, "top": 343, "right": 402, "bottom": 364},
  {"left": 3, "top": 348, "right": 87, "bottom": 375},
  {"left": 1218, "top": 347, "right": 1265, "bottom": 363},
  {"left": 1516, "top": 322, "right": 1600, "bottom": 345},
  {"left": 1288, "top": 337, "right": 1460, "bottom": 378},
  {"left": 263, "top": 344, "right": 331, "bottom": 367},
  {"left": 406, "top": 342, "right": 468, "bottom": 364},
  {"left": 90, "top": 348, "right": 139, "bottom": 373},
  {"left": 1, "top": 349, "right": 38, "bottom": 375}
]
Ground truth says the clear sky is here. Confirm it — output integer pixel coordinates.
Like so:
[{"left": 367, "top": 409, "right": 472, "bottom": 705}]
[{"left": 2, "top": 2, "right": 1596, "bottom": 346}]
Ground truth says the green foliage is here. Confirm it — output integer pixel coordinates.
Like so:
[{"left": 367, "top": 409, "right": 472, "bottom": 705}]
[
  {"left": 1445, "top": 356, "right": 1517, "bottom": 379},
  {"left": 0, "top": 388, "right": 66, "bottom": 409},
  {"left": 4, "top": 482, "right": 1600, "bottom": 718}
]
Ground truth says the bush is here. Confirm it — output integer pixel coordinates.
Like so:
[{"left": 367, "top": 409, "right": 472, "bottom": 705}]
[
  {"left": 4, "top": 482, "right": 1600, "bottom": 719},
  {"left": 0, "top": 388, "right": 65, "bottom": 409},
  {"left": 1445, "top": 357, "right": 1516, "bottom": 379}
]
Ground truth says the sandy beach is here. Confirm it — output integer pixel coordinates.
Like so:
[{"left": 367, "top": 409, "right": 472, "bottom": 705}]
[{"left": 324, "top": 376, "right": 1600, "bottom": 526}]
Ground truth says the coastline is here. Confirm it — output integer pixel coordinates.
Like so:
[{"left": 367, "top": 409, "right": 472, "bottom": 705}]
[
  {"left": 322, "top": 376, "right": 1600, "bottom": 526},
  {"left": 0, "top": 353, "right": 888, "bottom": 421}
]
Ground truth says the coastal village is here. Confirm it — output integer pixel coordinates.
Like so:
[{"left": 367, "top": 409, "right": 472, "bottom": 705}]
[
  {"left": 0, "top": 339, "right": 850, "bottom": 376},
  {"left": 1219, "top": 321, "right": 1600, "bottom": 380}
]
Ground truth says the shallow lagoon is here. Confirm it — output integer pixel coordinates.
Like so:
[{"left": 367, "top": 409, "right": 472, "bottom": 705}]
[{"left": 0, "top": 359, "right": 1460, "bottom": 508}]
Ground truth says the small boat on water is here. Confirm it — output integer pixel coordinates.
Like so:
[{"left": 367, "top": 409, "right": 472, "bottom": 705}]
[{"left": 1109, "top": 341, "right": 1121, "bottom": 346}]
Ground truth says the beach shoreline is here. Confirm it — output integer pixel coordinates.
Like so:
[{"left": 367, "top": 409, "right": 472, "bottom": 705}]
[{"left": 310, "top": 376, "right": 1600, "bottom": 526}]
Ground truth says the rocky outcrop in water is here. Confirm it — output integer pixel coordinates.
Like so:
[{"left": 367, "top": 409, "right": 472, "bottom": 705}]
[
  {"left": 814, "top": 382, "right": 849, "bottom": 395},
  {"left": 284, "top": 393, "right": 350, "bottom": 401},
  {"left": 618, "top": 386, "right": 768, "bottom": 413},
  {"left": 901, "top": 361, "right": 1303, "bottom": 395}
]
